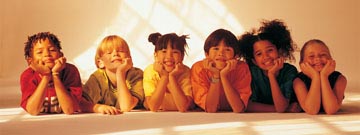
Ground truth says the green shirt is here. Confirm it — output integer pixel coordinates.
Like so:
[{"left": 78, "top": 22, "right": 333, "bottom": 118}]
[
  {"left": 249, "top": 63, "right": 298, "bottom": 104},
  {"left": 82, "top": 68, "right": 144, "bottom": 109}
]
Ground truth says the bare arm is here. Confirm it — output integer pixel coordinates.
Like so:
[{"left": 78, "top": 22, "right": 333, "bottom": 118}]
[
  {"left": 25, "top": 75, "right": 51, "bottom": 115},
  {"left": 220, "top": 60, "right": 245, "bottom": 113},
  {"left": 320, "top": 60, "right": 346, "bottom": 114},
  {"left": 268, "top": 58, "right": 288, "bottom": 113}
]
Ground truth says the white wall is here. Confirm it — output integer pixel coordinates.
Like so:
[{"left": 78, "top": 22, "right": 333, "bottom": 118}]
[{"left": 1, "top": 0, "right": 359, "bottom": 90}]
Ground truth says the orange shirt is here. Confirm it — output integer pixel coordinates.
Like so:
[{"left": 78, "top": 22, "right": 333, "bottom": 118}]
[{"left": 191, "top": 60, "right": 252, "bottom": 111}]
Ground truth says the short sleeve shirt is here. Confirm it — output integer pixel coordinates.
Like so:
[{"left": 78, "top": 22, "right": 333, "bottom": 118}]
[
  {"left": 82, "top": 67, "right": 144, "bottom": 109},
  {"left": 249, "top": 63, "right": 298, "bottom": 104}
]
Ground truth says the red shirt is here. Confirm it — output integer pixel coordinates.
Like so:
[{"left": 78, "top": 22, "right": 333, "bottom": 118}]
[{"left": 20, "top": 63, "right": 82, "bottom": 113}]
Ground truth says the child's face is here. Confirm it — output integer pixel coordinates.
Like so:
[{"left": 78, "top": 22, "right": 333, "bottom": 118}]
[
  {"left": 206, "top": 40, "right": 235, "bottom": 70},
  {"left": 252, "top": 40, "right": 279, "bottom": 70},
  {"left": 30, "top": 38, "right": 62, "bottom": 69},
  {"left": 302, "top": 43, "right": 332, "bottom": 71},
  {"left": 100, "top": 44, "right": 131, "bottom": 70},
  {"left": 155, "top": 43, "right": 183, "bottom": 72}
]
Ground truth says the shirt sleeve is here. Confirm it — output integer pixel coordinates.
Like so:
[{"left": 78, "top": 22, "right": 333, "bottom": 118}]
[
  {"left": 61, "top": 63, "right": 83, "bottom": 110},
  {"left": 178, "top": 66, "right": 192, "bottom": 97},
  {"left": 82, "top": 71, "right": 103, "bottom": 104},
  {"left": 279, "top": 64, "right": 298, "bottom": 101},
  {"left": 232, "top": 62, "right": 252, "bottom": 108},
  {"left": 127, "top": 67, "right": 145, "bottom": 104},
  {"left": 191, "top": 61, "right": 210, "bottom": 110},
  {"left": 143, "top": 64, "right": 158, "bottom": 97},
  {"left": 20, "top": 68, "right": 38, "bottom": 111}
]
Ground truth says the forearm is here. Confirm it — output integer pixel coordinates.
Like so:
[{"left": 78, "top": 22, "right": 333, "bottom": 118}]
[
  {"left": 221, "top": 76, "right": 244, "bottom": 113},
  {"left": 320, "top": 74, "right": 340, "bottom": 114},
  {"left": 26, "top": 76, "right": 50, "bottom": 115},
  {"left": 268, "top": 75, "right": 288, "bottom": 113},
  {"left": 53, "top": 75, "right": 76, "bottom": 114},
  {"left": 117, "top": 75, "right": 137, "bottom": 112},
  {"left": 303, "top": 76, "right": 321, "bottom": 114},
  {"left": 205, "top": 82, "right": 221, "bottom": 113},
  {"left": 147, "top": 76, "right": 168, "bottom": 111},
  {"left": 168, "top": 76, "right": 190, "bottom": 112}
]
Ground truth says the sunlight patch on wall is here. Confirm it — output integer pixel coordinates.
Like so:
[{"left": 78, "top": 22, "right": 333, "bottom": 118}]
[{"left": 72, "top": 0, "right": 244, "bottom": 81}]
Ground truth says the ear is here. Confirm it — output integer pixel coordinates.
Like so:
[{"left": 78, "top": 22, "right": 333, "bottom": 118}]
[
  {"left": 97, "top": 59, "right": 105, "bottom": 69},
  {"left": 205, "top": 52, "right": 209, "bottom": 58},
  {"left": 59, "top": 51, "right": 64, "bottom": 57},
  {"left": 26, "top": 57, "right": 33, "bottom": 66}
]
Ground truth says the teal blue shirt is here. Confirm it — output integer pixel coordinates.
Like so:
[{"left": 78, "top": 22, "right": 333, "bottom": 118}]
[{"left": 249, "top": 63, "right": 298, "bottom": 104}]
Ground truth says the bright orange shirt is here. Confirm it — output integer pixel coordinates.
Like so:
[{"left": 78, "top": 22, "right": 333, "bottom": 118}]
[{"left": 191, "top": 60, "right": 252, "bottom": 111}]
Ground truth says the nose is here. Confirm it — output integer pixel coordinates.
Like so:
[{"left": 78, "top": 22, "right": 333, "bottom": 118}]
[
  {"left": 218, "top": 48, "right": 225, "bottom": 56},
  {"left": 112, "top": 50, "right": 119, "bottom": 57},
  {"left": 43, "top": 49, "right": 51, "bottom": 57}
]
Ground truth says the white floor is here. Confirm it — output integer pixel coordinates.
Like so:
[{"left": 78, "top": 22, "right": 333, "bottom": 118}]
[{"left": 1, "top": 84, "right": 359, "bottom": 135}]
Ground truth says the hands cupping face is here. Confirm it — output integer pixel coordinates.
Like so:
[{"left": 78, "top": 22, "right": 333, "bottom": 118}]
[
  {"left": 321, "top": 60, "right": 336, "bottom": 76},
  {"left": 268, "top": 57, "right": 284, "bottom": 75},
  {"left": 29, "top": 59, "right": 51, "bottom": 76},
  {"left": 52, "top": 57, "right": 67, "bottom": 73},
  {"left": 117, "top": 57, "right": 133, "bottom": 73}
]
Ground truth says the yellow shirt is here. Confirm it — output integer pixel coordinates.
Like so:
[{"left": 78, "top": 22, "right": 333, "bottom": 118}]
[{"left": 143, "top": 64, "right": 192, "bottom": 97}]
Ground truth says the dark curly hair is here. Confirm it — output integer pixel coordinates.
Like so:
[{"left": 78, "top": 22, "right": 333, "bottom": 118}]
[
  {"left": 238, "top": 19, "right": 297, "bottom": 64},
  {"left": 204, "top": 29, "right": 239, "bottom": 57},
  {"left": 24, "top": 32, "right": 62, "bottom": 60},
  {"left": 148, "top": 32, "right": 189, "bottom": 56}
]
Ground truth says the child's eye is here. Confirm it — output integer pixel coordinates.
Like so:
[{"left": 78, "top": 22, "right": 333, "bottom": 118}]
[
  {"left": 36, "top": 51, "right": 42, "bottom": 54},
  {"left": 255, "top": 52, "right": 261, "bottom": 56},
  {"left": 225, "top": 48, "right": 233, "bottom": 51}
]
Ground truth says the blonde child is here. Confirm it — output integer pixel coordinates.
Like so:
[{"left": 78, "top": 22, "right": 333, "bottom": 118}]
[
  {"left": 80, "top": 35, "right": 144, "bottom": 115},
  {"left": 293, "top": 39, "right": 347, "bottom": 114},
  {"left": 191, "top": 29, "right": 252, "bottom": 113},
  {"left": 238, "top": 19, "right": 301, "bottom": 112},
  {"left": 20, "top": 32, "right": 82, "bottom": 115},
  {"left": 143, "top": 32, "right": 193, "bottom": 112}
]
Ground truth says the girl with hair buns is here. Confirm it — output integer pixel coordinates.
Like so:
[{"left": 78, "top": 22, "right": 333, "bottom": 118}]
[{"left": 143, "top": 32, "right": 194, "bottom": 112}]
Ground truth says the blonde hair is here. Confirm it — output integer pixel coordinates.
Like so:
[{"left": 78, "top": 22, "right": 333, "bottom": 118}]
[{"left": 95, "top": 35, "right": 131, "bottom": 68}]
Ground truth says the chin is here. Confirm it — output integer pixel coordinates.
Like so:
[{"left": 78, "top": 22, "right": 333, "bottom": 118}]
[{"left": 164, "top": 66, "right": 174, "bottom": 72}]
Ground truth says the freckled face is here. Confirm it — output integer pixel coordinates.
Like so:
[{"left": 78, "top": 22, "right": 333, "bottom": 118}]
[
  {"left": 206, "top": 40, "right": 235, "bottom": 70},
  {"left": 302, "top": 43, "right": 332, "bottom": 71},
  {"left": 252, "top": 40, "right": 279, "bottom": 71},
  {"left": 31, "top": 39, "right": 61, "bottom": 68},
  {"left": 155, "top": 43, "right": 183, "bottom": 72}
]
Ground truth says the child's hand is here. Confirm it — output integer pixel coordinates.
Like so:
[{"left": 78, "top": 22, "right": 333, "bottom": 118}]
[
  {"left": 169, "top": 63, "right": 185, "bottom": 78},
  {"left": 97, "top": 104, "right": 121, "bottom": 115},
  {"left": 117, "top": 57, "right": 133, "bottom": 74},
  {"left": 220, "top": 59, "right": 237, "bottom": 77},
  {"left": 203, "top": 58, "right": 220, "bottom": 77},
  {"left": 300, "top": 62, "right": 318, "bottom": 79},
  {"left": 320, "top": 60, "right": 335, "bottom": 77},
  {"left": 52, "top": 57, "right": 67, "bottom": 74},
  {"left": 154, "top": 60, "right": 168, "bottom": 77},
  {"left": 268, "top": 57, "right": 284, "bottom": 76},
  {"left": 29, "top": 59, "right": 51, "bottom": 76}
]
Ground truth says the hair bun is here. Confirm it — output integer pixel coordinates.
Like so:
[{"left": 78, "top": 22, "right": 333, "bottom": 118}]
[{"left": 148, "top": 32, "right": 162, "bottom": 45}]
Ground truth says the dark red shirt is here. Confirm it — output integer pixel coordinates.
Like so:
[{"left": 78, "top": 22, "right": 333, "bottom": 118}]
[{"left": 20, "top": 63, "right": 82, "bottom": 113}]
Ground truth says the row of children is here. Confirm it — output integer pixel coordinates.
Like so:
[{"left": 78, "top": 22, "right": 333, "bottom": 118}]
[{"left": 20, "top": 19, "right": 346, "bottom": 116}]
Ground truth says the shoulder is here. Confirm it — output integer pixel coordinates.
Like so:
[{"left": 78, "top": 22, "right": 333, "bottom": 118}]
[
  {"left": 191, "top": 60, "right": 204, "bottom": 70},
  {"left": 144, "top": 64, "right": 154, "bottom": 72},
  {"left": 129, "top": 67, "right": 144, "bottom": 73},
  {"left": 283, "top": 63, "right": 297, "bottom": 70},
  {"left": 20, "top": 67, "right": 36, "bottom": 81}
]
